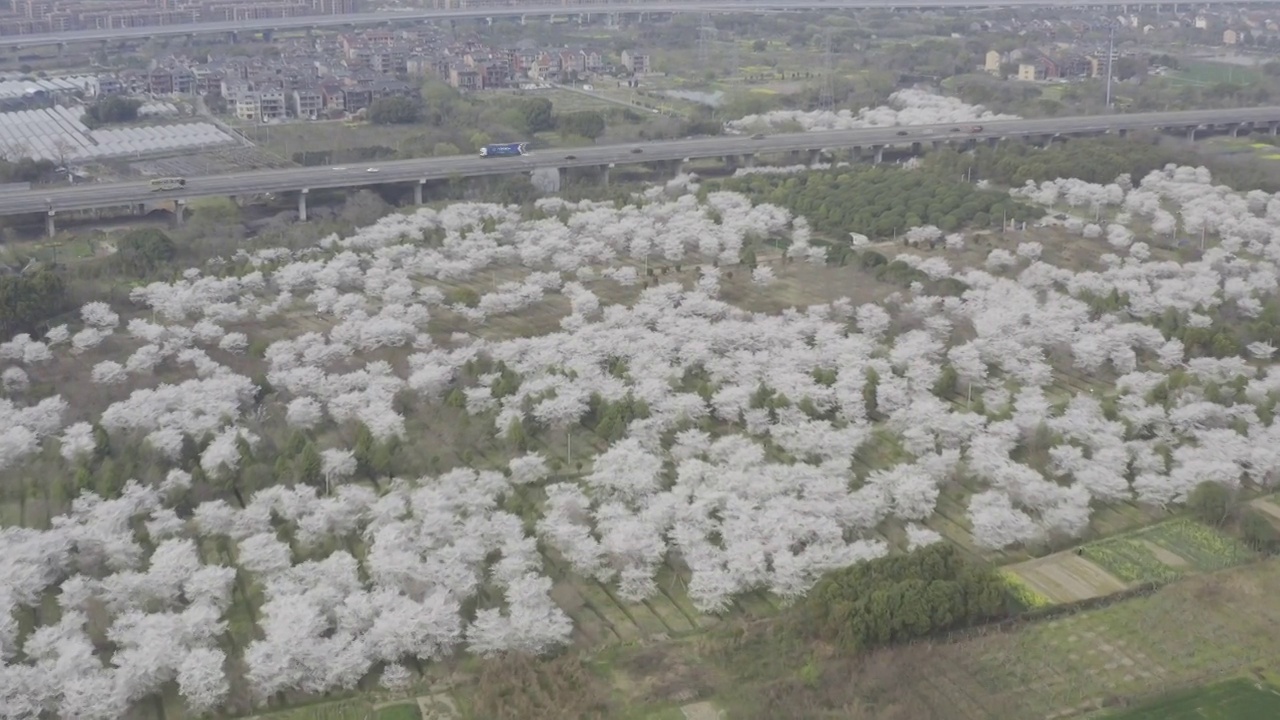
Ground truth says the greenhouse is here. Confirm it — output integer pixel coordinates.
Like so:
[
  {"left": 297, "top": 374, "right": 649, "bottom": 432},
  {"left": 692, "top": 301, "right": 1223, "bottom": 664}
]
[{"left": 0, "top": 106, "right": 236, "bottom": 162}]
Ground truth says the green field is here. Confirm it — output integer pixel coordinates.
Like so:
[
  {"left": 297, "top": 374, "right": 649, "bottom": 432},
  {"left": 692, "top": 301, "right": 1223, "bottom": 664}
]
[
  {"left": 1102, "top": 678, "right": 1280, "bottom": 719},
  {"left": 1171, "top": 60, "right": 1261, "bottom": 86},
  {"left": 1081, "top": 518, "right": 1254, "bottom": 585},
  {"left": 374, "top": 703, "right": 423, "bottom": 720}
]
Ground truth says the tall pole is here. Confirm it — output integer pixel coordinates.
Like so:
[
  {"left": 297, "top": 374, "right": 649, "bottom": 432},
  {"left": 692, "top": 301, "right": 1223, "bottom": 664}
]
[
  {"left": 1105, "top": 23, "right": 1116, "bottom": 109},
  {"left": 819, "top": 28, "right": 835, "bottom": 112}
]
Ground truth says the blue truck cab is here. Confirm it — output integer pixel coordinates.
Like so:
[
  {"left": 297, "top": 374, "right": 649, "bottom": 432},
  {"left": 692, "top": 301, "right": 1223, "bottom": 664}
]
[{"left": 479, "top": 142, "right": 529, "bottom": 158}]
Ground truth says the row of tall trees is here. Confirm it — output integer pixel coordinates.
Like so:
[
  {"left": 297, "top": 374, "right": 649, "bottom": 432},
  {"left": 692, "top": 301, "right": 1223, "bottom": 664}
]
[
  {"left": 924, "top": 136, "right": 1280, "bottom": 193},
  {"left": 803, "top": 544, "right": 1015, "bottom": 653},
  {"left": 717, "top": 166, "right": 1037, "bottom": 239}
]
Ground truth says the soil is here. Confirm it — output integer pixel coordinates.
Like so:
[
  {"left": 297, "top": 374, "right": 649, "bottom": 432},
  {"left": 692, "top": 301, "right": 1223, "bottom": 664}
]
[
  {"left": 681, "top": 701, "right": 724, "bottom": 720},
  {"left": 1009, "top": 552, "right": 1129, "bottom": 602},
  {"left": 1248, "top": 498, "right": 1280, "bottom": 523}
]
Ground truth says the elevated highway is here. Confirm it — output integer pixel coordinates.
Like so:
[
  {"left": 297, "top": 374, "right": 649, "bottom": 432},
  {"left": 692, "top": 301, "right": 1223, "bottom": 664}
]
[
  {"left": 13, "top": 106, "right": 1280, "bottom": 232},
  {"left": 0, "top": 0, "right": 1265, "bottom": 49}
]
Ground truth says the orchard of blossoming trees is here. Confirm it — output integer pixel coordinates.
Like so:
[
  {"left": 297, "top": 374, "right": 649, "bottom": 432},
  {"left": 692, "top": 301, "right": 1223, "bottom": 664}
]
[
  {"left": 726, "top": 88, "right": 1018, "bottom": 133},
  {"left": 2, "top": 154, "right": 1280, "bottom": 717}
]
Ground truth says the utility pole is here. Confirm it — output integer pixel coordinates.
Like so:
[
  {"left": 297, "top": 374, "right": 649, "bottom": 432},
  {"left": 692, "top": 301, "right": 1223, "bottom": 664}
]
[
  {"left": 818, "top": 28, "right": 836, "bottom": 112},
  {"left": 1105, "top": 23, "right": 1116, "bottom": 110},
  {"left": 697, "top": 13, "right": 714, "bottom": 68}
]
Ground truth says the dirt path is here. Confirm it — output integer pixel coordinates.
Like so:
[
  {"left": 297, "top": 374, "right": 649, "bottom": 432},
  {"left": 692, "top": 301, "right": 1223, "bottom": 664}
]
[
  {"left": 1249, "top": 498, "right": 1280, "bottom": 523},
  {"left": 681, "top": 701, "right": 725, "bottom": 720}
]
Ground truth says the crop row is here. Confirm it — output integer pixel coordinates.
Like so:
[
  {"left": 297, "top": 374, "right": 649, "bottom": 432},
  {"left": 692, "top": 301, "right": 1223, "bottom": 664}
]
[
  {"left": 1081, "top": 538, "right": 1183, "bottom": 585},
  {"left": 998, "top": 569, "right": 1053, "bottom": 609},
  {"left": 1136, "top": 519, "right": 1255, "bottom": 571}
]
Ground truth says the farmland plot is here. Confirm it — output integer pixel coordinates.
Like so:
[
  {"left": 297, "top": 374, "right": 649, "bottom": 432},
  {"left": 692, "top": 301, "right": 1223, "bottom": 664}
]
[{"left": 8, "top": 144, "right": 1280, "bottom": 720}]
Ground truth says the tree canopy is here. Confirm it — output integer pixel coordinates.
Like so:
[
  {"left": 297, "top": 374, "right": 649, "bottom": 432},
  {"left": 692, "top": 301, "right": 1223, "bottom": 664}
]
[
  {"left": 557, "top": 110, "right": 606, "bottom": 141},
  {"left": 0, "top": 266, "right": 70, "bottom": 337},
  {"left": 516, "top": 97, "right": 555, "bottom": 134},
  {"left": 83, "top": 96, "right": 142, "bottom": 127},
  {"left": 804, "top": 544, "right": 1013, "bottom": 653},
  {"left": 368, "top": 97, "right": 423, "bottom": 125},
  {"left": 716, "top": 166, "right": 1036, "bottom": 238},
  {"left": 115, "top": 228, "right": 176, "bottom": 277}
]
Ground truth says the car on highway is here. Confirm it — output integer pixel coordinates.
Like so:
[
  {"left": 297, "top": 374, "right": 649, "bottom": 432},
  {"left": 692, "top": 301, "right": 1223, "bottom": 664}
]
[
  {"left": 565, "top": 154, "right": 577, "bottom": 160},
  {"left": 949, "top": 127, "right": 961, "bottom": 133},
  {"left": 365, "top": 167, "right": 380, "bottom": 173},
  {"left": 631, "top": 147, "right": 643, "bottom": 154},
  {"left": 751, "top": 133, "right": 766, "bottom": 140},
  {"left": 895, "top": 130, "right": 909, "bottom": 136},
  {"left": 331, "top": 166, "right": 348, "bottom": 171}
]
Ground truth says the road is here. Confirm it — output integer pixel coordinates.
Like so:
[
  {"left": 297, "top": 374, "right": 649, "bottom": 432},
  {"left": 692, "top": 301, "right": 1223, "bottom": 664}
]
[
  {"left": 0, "top": 0, "right": 1271, "bottom": 49},
  {"left": 9, "top": 107, "right": 1280, "bottom": 218}
]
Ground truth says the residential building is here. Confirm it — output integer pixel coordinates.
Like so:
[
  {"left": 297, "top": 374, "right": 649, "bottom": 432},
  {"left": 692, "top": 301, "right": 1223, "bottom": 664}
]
[
  {"left": 340, "top": 85, "right": 372, "bottom": 112},
  {"left": 320, "top": 83, "right": 346, "bottom": 112},
  {"left": 292, "top": 88, "right": 322, "bottom": 118},
  {"left": 984, "top": 50, "right": 1003, "bottom": 74},
  {"left": 1055, "top": 54, "right": 1091, "bottom": 78},
  {"left": 1224, "top": 28, "right": 1241, "bottom": 44},
  {"left": 620, "top": 49, "right": 651, "bottom": 75},
  {"left": 447, "top": 65, "right": 482, "bottom": 90},
  {"left": 1017, "top": 62, "right": 1047, "bottom": 81},
  {"left": 234, "top": 90, "right": 287, "bottom": 121},
  {"left": 89, "top": 75, "right": 123, "bottom": 97}
]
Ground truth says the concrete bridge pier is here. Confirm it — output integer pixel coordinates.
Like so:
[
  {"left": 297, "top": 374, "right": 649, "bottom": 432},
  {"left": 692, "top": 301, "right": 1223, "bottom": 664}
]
[
  {"left": 413, "top": 179, "right": 425, "bottom": 205},
  {"left": 1230, "top": 123, "right": 1243, "bottom": 137},
  {"left": 985, "top": 136, "right": 1000, "bottom": 148},
  {"left": 229, "top": 30, "right": 238, "bottom": 44},
  {"left": 742, "top": 154, "right": 755, "bottom": 168},
  {"left": 45, "top": 211, "right": 55, "bottom": 238},
  {"left": 932, "top": 140, "right": 943, "bottom": 152},
  {"left": 1187, "top": 125, "right": 1197, "bottom": 141},
  {"left": 599, "top": 165, "right": 609, "bottom": 186},
  {"left": 911, "top": 141, "right": 922, "bottom": 154},
  {"left": 1270, "top": 122, "right": 1278, "bottom": 137},
  {"left": 872, "top": 145, "right": 884, "bottom": 164},
  {"left": 298, "top": 188, "right": 308, "bottom": 222},
  {"left": 808, "top": 149, "right": 822, "bottom": 165},
  {"left": 174, "top": 200, "right": 185, "bottom": 226}
]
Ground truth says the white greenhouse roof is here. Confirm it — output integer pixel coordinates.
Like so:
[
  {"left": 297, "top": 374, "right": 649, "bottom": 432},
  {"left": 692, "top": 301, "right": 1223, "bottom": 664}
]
[{"left": 0, "top": 106, "right": 235, "bottom": 162}]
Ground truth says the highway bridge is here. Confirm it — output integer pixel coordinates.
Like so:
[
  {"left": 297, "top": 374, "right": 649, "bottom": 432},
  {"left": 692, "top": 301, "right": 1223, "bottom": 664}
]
[
  {"left": 0, "top": 0, "right": 1262, "bottom": 50},
  {"left": 15, "top": 106, "right": 1280, "bottom": 234}
]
